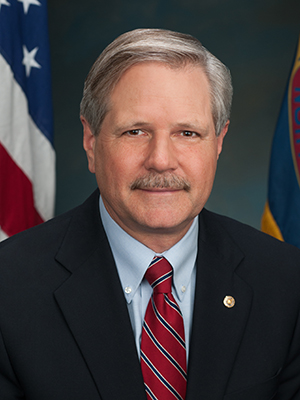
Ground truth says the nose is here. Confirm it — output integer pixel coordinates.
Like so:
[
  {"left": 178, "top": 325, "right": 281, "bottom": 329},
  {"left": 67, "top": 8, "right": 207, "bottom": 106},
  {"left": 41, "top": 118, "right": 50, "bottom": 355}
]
[{"left": 144, "top": 132, "right": 178, "bottom": 173}]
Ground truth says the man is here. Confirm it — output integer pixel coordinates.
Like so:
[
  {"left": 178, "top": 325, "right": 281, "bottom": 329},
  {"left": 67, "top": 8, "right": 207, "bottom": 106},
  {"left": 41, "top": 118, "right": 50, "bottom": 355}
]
[{"left": 0, "top": 29, "right": 300, "bottom": 400}]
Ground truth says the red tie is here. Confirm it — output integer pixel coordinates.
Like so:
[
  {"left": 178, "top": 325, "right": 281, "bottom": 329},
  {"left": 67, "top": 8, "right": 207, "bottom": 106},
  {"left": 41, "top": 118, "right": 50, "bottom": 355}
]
[{"left": 141, "top": 256, "right": 187, "bottom": 400}]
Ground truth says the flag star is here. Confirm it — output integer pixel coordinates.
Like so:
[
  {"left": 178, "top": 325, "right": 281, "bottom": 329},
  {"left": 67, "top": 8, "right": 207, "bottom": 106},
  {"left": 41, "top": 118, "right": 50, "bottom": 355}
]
[
  {"left": 0, "top": 0, "right": 11, "bottom": 11},
  {"left": 22, "top": 46, "right": 41, "bottom": 77},
  {"left": 18, "top": 0, "right": 41, "bottom": 14}
]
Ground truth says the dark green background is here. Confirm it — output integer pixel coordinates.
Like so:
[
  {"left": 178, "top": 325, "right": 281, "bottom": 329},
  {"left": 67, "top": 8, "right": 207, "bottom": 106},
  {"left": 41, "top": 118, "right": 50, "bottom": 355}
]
[{"left": 48, "top": 0, "right": 300, "bottom": 229}]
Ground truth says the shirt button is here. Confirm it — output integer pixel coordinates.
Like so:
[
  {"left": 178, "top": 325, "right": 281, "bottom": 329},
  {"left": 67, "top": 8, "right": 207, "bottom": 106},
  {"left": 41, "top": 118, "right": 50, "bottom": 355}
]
[
  {"left": 181, "top": 286, "right": 186, "bottom": 293},
  {"left": 125, "top": 286, "right": 132, "bottom": 294}
]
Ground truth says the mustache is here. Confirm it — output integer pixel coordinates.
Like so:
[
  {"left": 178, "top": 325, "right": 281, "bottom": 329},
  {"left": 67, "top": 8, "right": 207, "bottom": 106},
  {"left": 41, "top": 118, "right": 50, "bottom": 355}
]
[{"left": 130, "top": 173, "right": 191, "bottom": 191}]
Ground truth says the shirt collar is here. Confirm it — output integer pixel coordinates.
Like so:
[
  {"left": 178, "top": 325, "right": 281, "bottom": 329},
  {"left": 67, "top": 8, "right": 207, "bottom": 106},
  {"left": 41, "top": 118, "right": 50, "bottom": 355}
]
[{"left": 99, "top": 196, "right": 198, "bottom": 303}]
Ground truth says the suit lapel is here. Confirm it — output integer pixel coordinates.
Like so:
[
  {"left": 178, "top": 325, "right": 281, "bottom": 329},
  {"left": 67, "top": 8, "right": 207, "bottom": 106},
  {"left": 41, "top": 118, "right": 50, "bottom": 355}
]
[
  {"left": 53, "top": 191, "right": 146, "bottom": 400},
  {"left": 186, "top": 210, "right": 253, "bottom": 400}
]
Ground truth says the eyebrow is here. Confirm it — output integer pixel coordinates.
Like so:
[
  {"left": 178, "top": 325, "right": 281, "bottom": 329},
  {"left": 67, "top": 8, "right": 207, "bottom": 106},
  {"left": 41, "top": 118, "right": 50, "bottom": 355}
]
[
  {"left": 172, "top": 122, "right": 211, "bottom": 138},
  {"left": 175, "top": 122, "right": 209, "bottom": 132},
  {"left": 113, "top": 121, "right": 151, "bottom": 134},
  {"left": 113, "top": 120, "right": 210, "bottom": 136}
]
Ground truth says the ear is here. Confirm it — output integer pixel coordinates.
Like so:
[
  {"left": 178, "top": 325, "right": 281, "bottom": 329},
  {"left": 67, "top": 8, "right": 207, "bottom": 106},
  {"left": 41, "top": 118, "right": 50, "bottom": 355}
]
[
  {"left": 217, "top": 120, "right": 229, "bottom": 160},
  {"left": 81, "top": 116, "right": 96, "bottom": 173}
]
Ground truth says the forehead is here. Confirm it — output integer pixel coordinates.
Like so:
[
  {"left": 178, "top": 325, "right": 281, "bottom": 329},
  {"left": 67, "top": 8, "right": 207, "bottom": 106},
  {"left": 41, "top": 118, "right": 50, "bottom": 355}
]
[
  {"left": 112, "top": 61, "right": 209, "bottom": 95},
  {"left": 106, "top": 62, "right": 213, "bottom": 125}
]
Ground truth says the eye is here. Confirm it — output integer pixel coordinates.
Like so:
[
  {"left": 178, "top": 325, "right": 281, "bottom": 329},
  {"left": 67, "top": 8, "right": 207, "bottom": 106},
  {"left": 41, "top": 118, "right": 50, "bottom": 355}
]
[
  {"left": 125, "top": 129, "right": 145, "bottom": 136},
  {"left": 180, "top": 131, "right": 199, "bottom": 137}
]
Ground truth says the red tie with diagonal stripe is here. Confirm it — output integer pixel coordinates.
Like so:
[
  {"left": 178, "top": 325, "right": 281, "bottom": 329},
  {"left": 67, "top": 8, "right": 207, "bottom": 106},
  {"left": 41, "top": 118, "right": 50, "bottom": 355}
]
[{"left": 141, "top": 256, "right": 187, "bottom": 400}]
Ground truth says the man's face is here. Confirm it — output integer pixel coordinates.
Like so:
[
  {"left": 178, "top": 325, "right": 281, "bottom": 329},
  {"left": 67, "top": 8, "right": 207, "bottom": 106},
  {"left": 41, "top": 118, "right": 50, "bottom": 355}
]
[{"left": 82, "top": 62, "right": 228, "bottom": 250}]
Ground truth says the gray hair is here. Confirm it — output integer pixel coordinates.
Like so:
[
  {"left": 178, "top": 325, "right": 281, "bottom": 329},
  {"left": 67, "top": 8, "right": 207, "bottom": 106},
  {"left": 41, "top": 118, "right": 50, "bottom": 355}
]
[{"left": 80, "top": 28, "right": 232, "bottom": 136}]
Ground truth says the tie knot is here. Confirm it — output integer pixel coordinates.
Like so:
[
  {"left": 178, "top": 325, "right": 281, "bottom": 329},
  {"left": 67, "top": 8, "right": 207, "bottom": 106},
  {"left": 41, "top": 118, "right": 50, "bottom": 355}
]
[{"left": 145, "top": 256, "right": 173, "bottom": 294}]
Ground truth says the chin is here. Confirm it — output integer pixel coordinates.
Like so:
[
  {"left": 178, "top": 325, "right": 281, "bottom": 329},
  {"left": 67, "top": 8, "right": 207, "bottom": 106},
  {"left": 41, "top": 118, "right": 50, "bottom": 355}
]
[{"left": 138, "top": 214, "right": 192, "bottom": 232}]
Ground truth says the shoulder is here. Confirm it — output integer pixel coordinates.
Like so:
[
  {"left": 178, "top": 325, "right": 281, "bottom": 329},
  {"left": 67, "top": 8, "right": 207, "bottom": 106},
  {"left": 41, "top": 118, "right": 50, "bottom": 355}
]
[
  {"left": 200, "top": 208, "right": 300, "bottom": 287},
  {"left": 0, "top": 190, "right": 101, "bottom": 264},
  {"left": 201, "top": 207, "right": 300, "bottom": 255}
]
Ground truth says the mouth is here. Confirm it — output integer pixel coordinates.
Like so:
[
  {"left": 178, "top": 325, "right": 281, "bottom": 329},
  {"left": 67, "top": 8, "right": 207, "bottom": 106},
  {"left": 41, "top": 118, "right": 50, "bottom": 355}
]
[
  {"left": 130, "top": 173, "right": 191, "bottom": 192},
  {"left": 140, "top": 188, "right": 182, "bottom": 193}
]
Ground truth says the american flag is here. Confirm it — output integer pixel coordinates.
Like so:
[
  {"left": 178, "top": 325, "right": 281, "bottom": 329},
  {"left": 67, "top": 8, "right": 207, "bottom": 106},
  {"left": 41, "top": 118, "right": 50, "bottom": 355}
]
[{"left": 0, "top": 0, "right": 55, "bottom": 241}]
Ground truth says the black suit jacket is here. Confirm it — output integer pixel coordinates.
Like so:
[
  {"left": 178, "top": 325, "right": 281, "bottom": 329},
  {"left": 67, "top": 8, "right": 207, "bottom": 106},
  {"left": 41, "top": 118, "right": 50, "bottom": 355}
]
[{"left": 0, "top": 190, "right": 300, "bottom": 399}]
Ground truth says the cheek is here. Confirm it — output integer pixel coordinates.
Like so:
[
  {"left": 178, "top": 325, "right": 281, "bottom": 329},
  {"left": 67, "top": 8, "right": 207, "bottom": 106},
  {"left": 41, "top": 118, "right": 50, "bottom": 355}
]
[
  {"left": 187, "top": 151, "right": 218, "bottom": 187},
  {"left": 93, "top": 144, "right": 114, "bottom": 191},
  {"left": 95, "top": 145, "right": 134, "bottom": 188}
]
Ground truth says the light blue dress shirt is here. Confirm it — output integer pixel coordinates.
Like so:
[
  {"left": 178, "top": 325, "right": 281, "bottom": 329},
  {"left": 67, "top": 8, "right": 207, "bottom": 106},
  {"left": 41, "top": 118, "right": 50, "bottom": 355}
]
[{"left": 99, "top": 196, "right": 198, "bottom": 359}]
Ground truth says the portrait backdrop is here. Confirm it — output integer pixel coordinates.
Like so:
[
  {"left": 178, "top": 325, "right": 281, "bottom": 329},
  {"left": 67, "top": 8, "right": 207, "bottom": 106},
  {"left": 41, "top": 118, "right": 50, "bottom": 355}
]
[{"left": 48, "top": 0, "right": 300, "bottom": 229}]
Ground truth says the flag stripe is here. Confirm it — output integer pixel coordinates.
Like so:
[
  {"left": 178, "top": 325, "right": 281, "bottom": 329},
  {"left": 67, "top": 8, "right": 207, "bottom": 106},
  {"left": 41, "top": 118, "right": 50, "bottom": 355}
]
[
  {"left": 0, "top": 143, "right": 43, "bottom": 237},
  {"left": 0, "top": 54, "right": 55, "bottom": 222},
  {"left": 0, "top": 229, "right": 8, "bottom": 242}
]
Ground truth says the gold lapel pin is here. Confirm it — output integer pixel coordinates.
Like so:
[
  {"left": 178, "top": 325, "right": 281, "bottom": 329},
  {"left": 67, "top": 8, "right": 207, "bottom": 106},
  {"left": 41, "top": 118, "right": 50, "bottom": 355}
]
[{"left": 223, "top": 295, "right": 235, "bottom": 308}]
